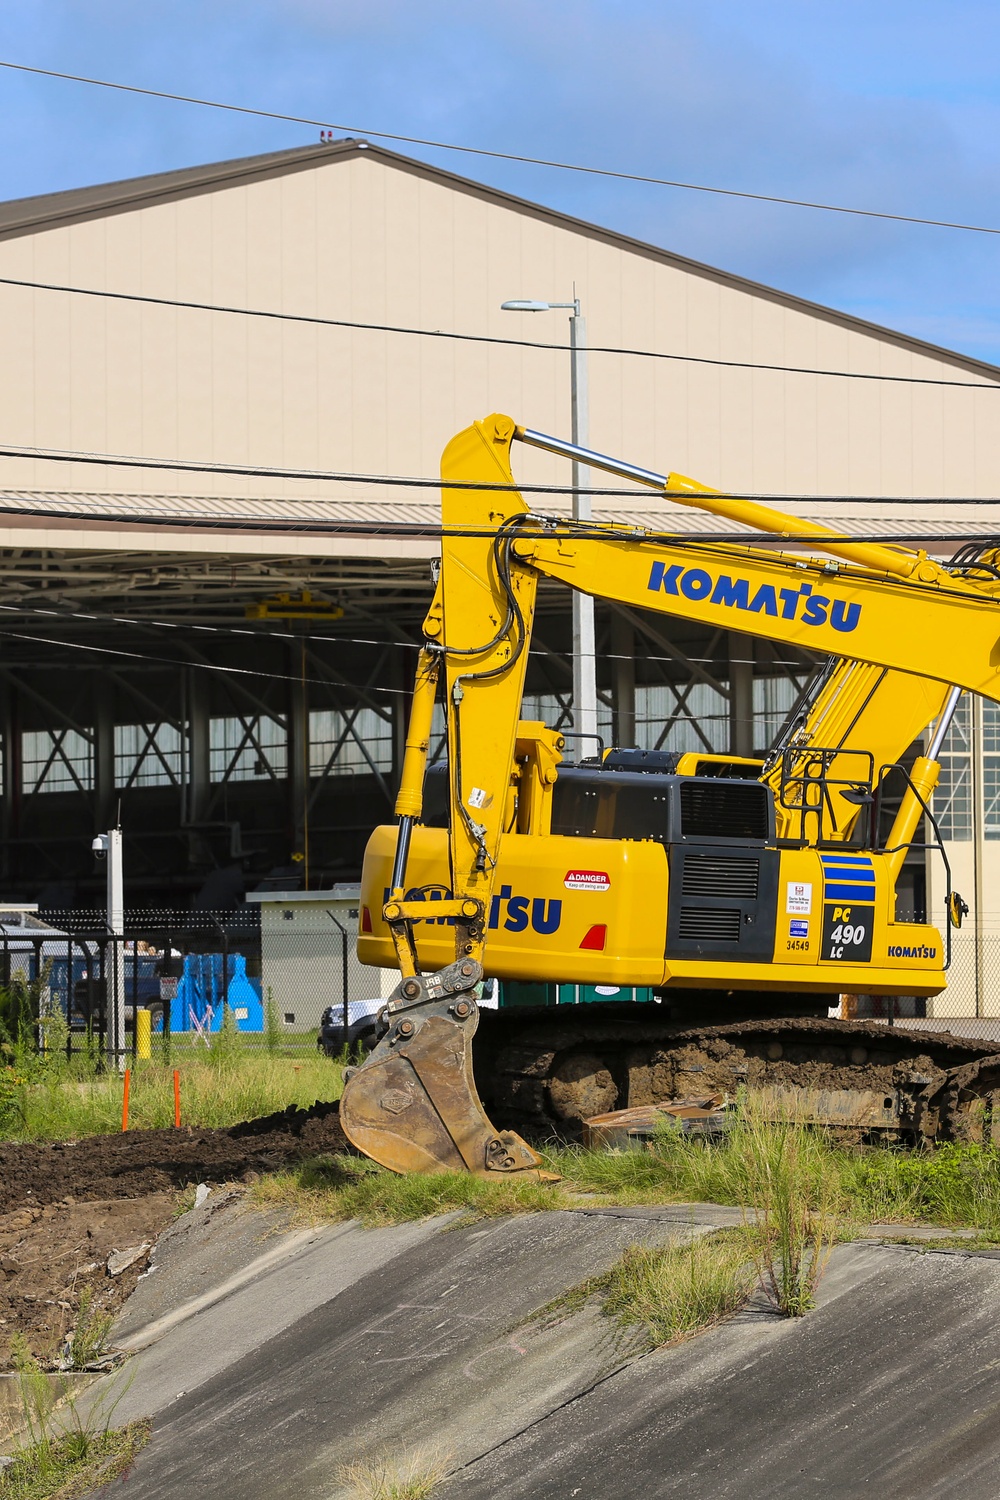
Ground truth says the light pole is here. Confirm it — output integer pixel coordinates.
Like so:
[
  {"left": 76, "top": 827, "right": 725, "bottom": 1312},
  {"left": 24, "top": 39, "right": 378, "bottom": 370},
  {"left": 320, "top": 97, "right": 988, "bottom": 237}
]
[
  {"left": 501, "top": 297, "right": 598, "bottom": 755},
  {"left": 92, "top": 826, "right": 125, "bottom": 1073}
]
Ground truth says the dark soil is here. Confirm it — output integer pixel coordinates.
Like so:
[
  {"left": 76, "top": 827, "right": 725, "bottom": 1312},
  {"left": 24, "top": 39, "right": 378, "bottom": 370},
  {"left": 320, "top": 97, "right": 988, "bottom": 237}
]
[
  {"left": 0, "top": 1101, "right": 348, "bottom": 1214},
  {"left": 0, "top": 1100, "right": 349, "bottom": 1370},
  {"left": 0, "top": 1193, "right": 177, "bottom": 1372}
]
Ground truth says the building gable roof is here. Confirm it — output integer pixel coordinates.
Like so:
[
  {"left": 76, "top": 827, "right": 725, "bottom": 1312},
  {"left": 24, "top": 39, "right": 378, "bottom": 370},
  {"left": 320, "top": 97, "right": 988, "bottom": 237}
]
[{"left": 1, "top": 137, "right": 996, "bottom": 382}]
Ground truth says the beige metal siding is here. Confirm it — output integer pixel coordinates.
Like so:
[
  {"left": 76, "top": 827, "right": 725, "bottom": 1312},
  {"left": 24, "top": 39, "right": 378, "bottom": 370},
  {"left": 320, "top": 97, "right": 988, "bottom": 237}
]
[{"left": 0, "top": 150, "right": 994, "bottom": 514}]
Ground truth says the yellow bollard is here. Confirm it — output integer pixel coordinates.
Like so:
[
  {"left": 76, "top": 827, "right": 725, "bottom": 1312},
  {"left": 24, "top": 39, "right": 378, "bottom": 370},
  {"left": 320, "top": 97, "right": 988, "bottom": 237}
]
[{"left": 136, "top": 1007, "right": 152, "bottom": 1061}]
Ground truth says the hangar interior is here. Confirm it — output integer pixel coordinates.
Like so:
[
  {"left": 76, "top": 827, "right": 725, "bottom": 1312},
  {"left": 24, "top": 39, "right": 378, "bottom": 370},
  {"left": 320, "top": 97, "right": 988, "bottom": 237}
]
[{"left": 0, "top": 539, "right": 818, "bottom": 908}]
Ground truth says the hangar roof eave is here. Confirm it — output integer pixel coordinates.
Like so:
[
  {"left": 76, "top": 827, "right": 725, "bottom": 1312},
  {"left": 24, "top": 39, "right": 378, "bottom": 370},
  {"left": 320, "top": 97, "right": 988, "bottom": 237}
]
[
  {"left": 0, "top": 139, "right": 998, "bottom": 386},
  {"left": 0, "top": 489, "right": 988, "bottom": 565}
]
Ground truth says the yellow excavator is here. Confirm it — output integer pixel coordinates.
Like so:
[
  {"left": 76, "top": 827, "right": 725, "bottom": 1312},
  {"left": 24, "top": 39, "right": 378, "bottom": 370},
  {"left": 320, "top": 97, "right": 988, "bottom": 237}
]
[{"left": 340, "top": 413, "right": 1000, "bottom": 1175}]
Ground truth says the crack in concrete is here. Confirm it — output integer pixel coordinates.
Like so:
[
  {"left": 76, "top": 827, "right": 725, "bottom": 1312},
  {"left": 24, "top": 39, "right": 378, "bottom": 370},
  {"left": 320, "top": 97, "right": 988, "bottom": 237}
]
[{"left": 441, "top": 1344, "right": 646, "bottom": 1484}]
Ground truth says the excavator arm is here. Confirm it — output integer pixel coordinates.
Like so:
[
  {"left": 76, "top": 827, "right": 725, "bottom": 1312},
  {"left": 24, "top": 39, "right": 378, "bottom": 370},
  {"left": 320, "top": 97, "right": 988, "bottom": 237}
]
[{"left": 340, "top": 413, "right": 1000, "bottom": 1175}]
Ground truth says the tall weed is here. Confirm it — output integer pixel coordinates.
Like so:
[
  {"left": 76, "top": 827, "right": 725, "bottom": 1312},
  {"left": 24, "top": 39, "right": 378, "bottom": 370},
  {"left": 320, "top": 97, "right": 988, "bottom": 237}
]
[
  {"left": 730, "top": 1100, "right": 842, "bottom": 1316},
  {"left": 5, "top": 1335, "right": 148, "bottom": 1494},
  {"left": 340, "top": 1450, "right": 449, "bottom": 1500}
]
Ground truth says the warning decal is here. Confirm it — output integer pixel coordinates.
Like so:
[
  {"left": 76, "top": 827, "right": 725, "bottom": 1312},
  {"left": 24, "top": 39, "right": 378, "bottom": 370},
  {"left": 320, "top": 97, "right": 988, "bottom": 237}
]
[{"left": 564, "top": 870, "right": 611, "bottom": 892}]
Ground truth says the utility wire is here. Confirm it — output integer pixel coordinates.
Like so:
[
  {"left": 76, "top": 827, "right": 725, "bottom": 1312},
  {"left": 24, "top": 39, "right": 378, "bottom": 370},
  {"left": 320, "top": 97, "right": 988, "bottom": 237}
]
[
  {"left": 0, "top": 627, "right": 804, "bottom": 685},
  {"left": 4, "top": 437, "right": 1000, "bottom": 507},
  {"left": 2, "top": 59, "right": 1000, "bottom": 239},
  {"left": 3, "top": 493, "right": 1000, "bottom": 544},
  {"left": 0, "top": 602, "right": 813, "bottom": 675},
  {"left": 2, "top": 494, "right": 1000, "bottom": 545},
  {"left": 1, "top": 274, "right": 997, "bottom": 389}
]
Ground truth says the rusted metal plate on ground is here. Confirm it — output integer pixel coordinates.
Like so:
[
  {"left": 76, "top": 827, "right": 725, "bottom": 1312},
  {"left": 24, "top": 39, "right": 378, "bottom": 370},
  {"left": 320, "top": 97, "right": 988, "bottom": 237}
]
[{"left": 583, "top": 1097, "right": 728, "bottom": 1150}]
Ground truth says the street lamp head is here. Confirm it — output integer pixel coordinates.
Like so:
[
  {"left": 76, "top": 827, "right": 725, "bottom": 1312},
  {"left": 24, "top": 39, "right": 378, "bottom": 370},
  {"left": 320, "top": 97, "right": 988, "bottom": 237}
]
[{"left": 501, "top": 300, "right": 553, "bottom": 312}]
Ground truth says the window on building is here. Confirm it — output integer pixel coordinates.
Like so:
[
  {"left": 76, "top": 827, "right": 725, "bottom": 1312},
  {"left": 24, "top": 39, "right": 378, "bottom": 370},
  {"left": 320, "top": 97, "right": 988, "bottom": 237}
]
[
  {"left": 309, "top": 707, "right": 393, "bottom": 778},
  {"left": 933, "top": 696, "right": 972, "bottom": 841},
  {"left": 753, "top": 675, "right": 806, "bottom": 752},
  {"left": 983, "top": 701, "right": 1000, "bottom": 840},
  {"left": 633, "top": 683, "right": 729, "bottom": 755},
  {"left": 210, "top": 716, "right": 287, "bottom": 782},
  {"left": 22, "top": 728, "right": 93, "bottom": 793},
  {"left": 115, "top": 723, "right": 182, "bottom": 788}
]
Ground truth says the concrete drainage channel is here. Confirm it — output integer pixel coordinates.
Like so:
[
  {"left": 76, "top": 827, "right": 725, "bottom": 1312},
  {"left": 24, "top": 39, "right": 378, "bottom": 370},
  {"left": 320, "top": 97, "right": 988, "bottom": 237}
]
[{"left": 70, "top": 1193, "right": 1000, "bottom": 1500}]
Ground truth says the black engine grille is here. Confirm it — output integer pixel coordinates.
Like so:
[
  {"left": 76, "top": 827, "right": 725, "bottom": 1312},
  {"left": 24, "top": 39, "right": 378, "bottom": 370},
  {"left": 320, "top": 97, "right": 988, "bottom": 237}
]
[
  {"left": 679, "top": 779, "right": 769, "bottom": 840},
  {"left": 681, "top": 853, "right": 760, "bottom": 900},
  {"left": 677, "top": 907, "right": 743, "bottom": 943}
]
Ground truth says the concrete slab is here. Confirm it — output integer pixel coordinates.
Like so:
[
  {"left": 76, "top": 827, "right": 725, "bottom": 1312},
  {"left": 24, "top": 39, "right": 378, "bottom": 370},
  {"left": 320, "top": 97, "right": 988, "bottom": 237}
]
[
  {"left": 113, "top": 1205, "right": 700, "bottom": 1499},
  {"left": 450, "top": 1241, "right": 1000, "bottom": 1500},
  {"left": 101, "top": 1201, "right": 1000, "bottom": 1500}
]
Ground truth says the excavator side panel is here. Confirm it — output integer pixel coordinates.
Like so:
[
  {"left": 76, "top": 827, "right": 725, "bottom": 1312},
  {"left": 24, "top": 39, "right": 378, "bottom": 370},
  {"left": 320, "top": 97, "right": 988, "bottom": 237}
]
[{"left": 358, "top": 823, "right": 946, "bottom": 997}]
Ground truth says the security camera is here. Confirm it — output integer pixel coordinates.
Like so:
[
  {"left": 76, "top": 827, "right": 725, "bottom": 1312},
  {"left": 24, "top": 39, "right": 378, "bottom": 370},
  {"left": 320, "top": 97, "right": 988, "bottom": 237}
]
[{"left": 92, "top": 834, "right": 108, "bottom": 858}]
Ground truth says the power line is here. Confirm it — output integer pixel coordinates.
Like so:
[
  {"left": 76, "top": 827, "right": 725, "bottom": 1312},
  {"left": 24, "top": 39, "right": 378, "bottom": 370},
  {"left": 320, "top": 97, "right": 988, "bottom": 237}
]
[
  {"left": 0, "top": 480, "right": 998, "bottom": 557},
  {"left": 0, "top": 626, "right": 403, "bottom": 694},
  {"left": 1, "top": 273, "right": 997, "bottom": 389},
  {"left": 4, "top": 437, "right": 1000, "bottom": 507},
  {"left": 2, "top": 59, "right": 1000, "bottom": 239},
  {"left": 0, "top": 618, "right": 814, "bottom": 684}
]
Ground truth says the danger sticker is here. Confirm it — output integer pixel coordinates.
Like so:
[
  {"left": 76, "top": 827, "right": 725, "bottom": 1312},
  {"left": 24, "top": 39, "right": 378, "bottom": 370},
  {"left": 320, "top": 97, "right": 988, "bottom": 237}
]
[{"left": 564, "top": 870, "right": 611, "bottom": 892}]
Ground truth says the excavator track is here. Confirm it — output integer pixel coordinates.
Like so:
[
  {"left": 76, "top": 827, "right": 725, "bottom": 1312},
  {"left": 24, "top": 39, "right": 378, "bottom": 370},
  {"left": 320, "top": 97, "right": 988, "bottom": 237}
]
[
  {"left": 473, "top": 1007, "right": 1000, "bottom": 1145},
  {"left": 930, "top": 1055, "right": 1000, "bottom": 1144}
]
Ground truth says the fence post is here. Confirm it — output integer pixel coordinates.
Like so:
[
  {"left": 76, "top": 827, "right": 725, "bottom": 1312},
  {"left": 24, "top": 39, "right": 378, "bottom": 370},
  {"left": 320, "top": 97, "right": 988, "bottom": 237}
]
[
  {"left": 326, "top": 912, "right": 349, "bottom": 1043},
  {"left": 130, "top": 936, "right": 139, "bottom": 1063},
  {"left": 65, "top": 928, "right": 74, "bottom": 1061}
]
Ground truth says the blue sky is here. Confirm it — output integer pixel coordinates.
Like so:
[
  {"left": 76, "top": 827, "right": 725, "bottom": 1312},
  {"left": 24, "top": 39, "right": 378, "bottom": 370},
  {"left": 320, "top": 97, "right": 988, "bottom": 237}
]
[{"left": 1, "top": 1, "right": 1000, "bottom": 360}]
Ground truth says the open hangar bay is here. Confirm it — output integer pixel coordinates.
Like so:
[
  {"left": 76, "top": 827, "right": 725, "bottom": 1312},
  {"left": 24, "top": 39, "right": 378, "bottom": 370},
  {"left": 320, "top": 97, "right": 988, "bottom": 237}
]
[
  {"left": 0, "top": 137, "right": 995, "bottom": 921},
  {"left": 0, "top": 530, "right": 819, "bottom": 907}
]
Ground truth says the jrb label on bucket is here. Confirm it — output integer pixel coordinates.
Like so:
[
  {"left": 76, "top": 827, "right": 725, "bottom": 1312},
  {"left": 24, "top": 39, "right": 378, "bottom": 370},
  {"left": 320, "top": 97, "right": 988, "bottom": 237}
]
[{"left": 564, "top": 870, "right": 611, "bottom": 892}]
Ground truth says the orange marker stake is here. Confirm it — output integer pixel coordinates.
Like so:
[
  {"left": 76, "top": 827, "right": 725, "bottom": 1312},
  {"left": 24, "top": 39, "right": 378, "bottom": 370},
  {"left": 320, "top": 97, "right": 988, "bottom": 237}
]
[
  {"left": 122, "top": 1068, "right": 131, "bottom": 1133},
  {"left": 173, "top": 1069, "right": 181, "bottom": 1128}
]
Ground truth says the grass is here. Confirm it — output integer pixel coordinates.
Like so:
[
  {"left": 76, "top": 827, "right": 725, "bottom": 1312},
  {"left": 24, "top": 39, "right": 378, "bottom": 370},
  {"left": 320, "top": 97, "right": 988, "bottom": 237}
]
[
  {"left": 0, "top": 1052, "right": 344, "bottom": 1140},
  {"left": 0, "top": 1419, "right": 151, "bottom": 1497},
  {"left": 65, "top": 1289, "right": 114, "bottom": 1373},
  {"left": 0, "top": 1334, "right": 149, "bottom": 1498},
  {"left": 251, "top": 1152, "right": 570, "bottom": 1226},
  {"left": 549, "top": 1116, "right": 1000, "bottom": 1240},
  {"left": 339, "top": 1451, "right": 450, "bottom": 1500},
  {"left": 561, "top": 1230, "right": 759, "bottom": 1352},
  {"left": 252, "top": 1108, "right": 1000, "bottom": 1245}
]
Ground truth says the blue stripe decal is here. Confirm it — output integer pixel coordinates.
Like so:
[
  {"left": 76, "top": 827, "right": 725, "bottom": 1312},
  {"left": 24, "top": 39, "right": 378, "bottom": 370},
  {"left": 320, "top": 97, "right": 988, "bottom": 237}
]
[{"left": 821, "top": 854, "right": 875, "bottom": 902}]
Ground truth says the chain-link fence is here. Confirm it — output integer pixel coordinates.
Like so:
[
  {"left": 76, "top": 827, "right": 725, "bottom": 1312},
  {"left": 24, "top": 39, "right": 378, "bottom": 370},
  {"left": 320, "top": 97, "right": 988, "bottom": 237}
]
[
  {"left": 854, "top": 932, "right": 1000, "bottom": 1044},
  {"left": 0, "top": 896, "right": 393, "bottom": 1065}
]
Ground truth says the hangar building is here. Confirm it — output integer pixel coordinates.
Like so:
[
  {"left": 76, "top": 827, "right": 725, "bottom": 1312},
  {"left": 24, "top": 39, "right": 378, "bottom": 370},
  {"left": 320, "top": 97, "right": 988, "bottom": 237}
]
[{"left": 0, "top": 136, "right": 995, "bottom": 1013}]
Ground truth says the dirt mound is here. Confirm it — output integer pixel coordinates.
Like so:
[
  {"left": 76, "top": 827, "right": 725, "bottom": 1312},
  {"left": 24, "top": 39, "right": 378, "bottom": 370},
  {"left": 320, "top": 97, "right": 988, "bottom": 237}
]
[
  {"left": 0, "top": 1193, "right": 178, "bottom": 1374},
  {"left": 0, "top": 1101, "right": 348, "bottom": 1214},
  {"left": 0, "top": 1101, "right": 349, "bottom": 1372}
]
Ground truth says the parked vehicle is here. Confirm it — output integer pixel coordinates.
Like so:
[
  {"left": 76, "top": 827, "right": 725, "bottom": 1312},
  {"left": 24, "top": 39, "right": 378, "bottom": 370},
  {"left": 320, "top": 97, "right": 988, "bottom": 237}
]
[
  {"left": 317, "top": 1001, "right": 383, "bottom": 1059},
  {"left": 71, "top": 951, "right": 174, "bottom": 1032}
]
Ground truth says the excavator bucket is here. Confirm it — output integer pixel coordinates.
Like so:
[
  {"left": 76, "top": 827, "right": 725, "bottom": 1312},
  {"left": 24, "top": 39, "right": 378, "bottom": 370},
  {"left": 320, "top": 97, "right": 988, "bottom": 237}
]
[{"left": 339, "top": 964, "right": 551, "bottom": 1177}]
